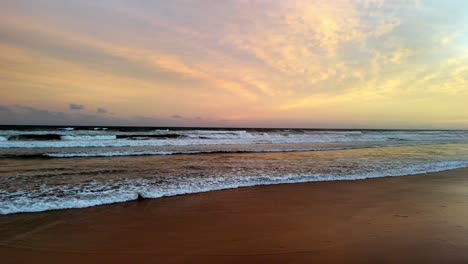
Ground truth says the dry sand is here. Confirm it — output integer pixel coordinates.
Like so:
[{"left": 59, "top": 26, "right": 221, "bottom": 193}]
[{"left": 1, "top": 168, "right": 468, "bottom": 263}]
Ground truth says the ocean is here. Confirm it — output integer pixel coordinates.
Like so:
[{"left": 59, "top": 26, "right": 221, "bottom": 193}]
[{"left": 1, "top": 126, "right": 467, "bottom": 215}]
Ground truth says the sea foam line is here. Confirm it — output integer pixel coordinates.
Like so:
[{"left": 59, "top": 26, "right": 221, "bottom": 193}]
[
  {"left": 44, "top": 147, "right": 350, "bottom": 158},
  {"left": 1, "top": 161, "right": 467, "bottom": 215}
]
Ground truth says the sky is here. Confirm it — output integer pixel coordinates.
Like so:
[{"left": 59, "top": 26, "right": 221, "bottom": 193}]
[{"left": 0, "top": 0, "right": 467, "bottom": 129}]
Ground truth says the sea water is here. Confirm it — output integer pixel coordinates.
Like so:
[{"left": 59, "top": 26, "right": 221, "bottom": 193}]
[{"left": 1, "top": 126, "right": 467, "bottom": 214}]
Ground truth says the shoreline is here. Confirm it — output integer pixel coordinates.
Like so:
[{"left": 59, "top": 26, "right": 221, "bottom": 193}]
[
  {"left": 3, "top": 163, "right": 468, "bottom": 215},
  {"left": 2, "top": 168, "right": 468, "bottom": 263}
]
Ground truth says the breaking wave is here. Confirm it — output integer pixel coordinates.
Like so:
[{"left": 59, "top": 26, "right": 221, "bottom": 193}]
[{"left": 1, "top": 160, "right": 467, "bottom": 215}]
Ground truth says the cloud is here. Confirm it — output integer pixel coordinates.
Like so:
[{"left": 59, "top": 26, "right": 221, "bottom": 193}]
[
  {"left": 0, "top": 104, "right": 231, "bottom": 127},
  {"left": 69, "top": 103, "right": 84, "bottom": 110},
  {"left": 0, "top": 14, "right": 261, "bottom": 100},
  {"left": 96, "top": 107, "right": 107, "bottom": 114},
  {"left": 0, "top": 104, "right": 66, "bottom": 125},
  {"left": 0, "top": 104, "right": 144, "bottom": 126},
  {"left": 1, "top": 1, "right": 468, "bottom": 128}
]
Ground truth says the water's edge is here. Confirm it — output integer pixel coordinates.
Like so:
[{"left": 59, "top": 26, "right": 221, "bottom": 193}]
[{"left": 2, "top": 164, "right": 467, "bottom": 216}]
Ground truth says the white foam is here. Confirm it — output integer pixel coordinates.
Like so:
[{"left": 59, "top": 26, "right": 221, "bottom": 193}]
[
  {"left": 0, "top": 129, "right": 466, "bottom": 149},
  {"left": 1, "top": 161, "right": 467, "bottom": 215},
  {"left": 0, "top": 136, "right": 8, "bottom": 141},
  {"left": 45, "top": 147, "right": 353, "bottom": 158},
  {"left": 61, "top": 135, "right": 117, "bottom": 141}
]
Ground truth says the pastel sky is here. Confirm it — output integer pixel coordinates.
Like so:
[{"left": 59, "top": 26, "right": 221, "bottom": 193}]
[{"left": 1, "top": 0, "right": 467, "bottom": 128}]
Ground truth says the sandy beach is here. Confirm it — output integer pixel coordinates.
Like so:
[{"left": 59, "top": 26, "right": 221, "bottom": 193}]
[
  {"left": 3, "top": 0, "right": 468, "bottom": 263},
  {"left": 1, "top": 168, "right": 468, "bottom": 263}
]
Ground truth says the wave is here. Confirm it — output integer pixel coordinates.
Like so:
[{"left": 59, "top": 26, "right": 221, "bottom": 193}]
[
  {"left": 8, "top": 134, "right": 62, "bottom": 141},
  {"left": 1, "top": 161, "right": 467, "bottom": 215},
  {"left": 61, "top": 135, "right": 117, "bottom": 141},
  {"left": 44, "top": 147, "right": 352, "bottom": 158},
  {"left": 0, "top": 146, "right": 357, "bottom": 159},
  {"left": 116, "top": 134, "right": 182, "bottom": 139},
  {"left": 0, "top": 129, "right": 466, "bottom": 149},
  {"left": 4, "top": 134, "right": 183, "bottom": 141}
]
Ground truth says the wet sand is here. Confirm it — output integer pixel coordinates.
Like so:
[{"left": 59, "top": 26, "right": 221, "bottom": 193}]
[{"left": 1, "top": 168, "right": 468, "bottom": 263}]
